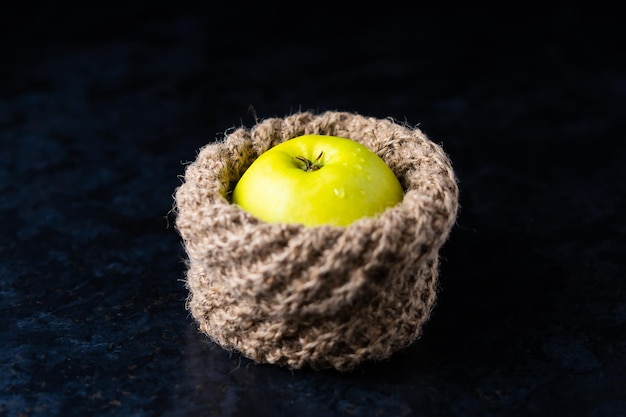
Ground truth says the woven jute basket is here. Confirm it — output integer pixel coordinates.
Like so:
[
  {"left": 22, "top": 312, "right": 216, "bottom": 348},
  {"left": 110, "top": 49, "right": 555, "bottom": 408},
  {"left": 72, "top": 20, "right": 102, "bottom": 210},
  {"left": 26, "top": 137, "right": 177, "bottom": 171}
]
[{"left": 174, "top": 111, "right": 459, "bottom": 371}]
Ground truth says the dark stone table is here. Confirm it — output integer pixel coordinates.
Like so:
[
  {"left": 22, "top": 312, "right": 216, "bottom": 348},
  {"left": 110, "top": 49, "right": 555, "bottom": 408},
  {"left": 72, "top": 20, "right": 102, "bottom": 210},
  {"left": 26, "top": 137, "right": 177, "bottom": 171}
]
[{"left": 2, "top": 4, "right": 625, "bottom": 416}]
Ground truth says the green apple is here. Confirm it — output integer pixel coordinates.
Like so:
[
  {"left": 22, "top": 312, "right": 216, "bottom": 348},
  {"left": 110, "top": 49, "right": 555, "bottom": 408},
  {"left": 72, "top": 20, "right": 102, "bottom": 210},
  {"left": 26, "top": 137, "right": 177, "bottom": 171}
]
[{"left": 231, "top": 134, "right": 404, "bottom": 227}]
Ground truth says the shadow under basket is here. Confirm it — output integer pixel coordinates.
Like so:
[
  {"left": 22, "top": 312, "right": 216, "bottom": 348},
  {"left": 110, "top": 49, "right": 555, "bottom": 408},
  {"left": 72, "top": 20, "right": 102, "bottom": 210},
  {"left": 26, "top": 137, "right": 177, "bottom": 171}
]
[{"left": 174, "top": 111, "right": 459, "bottom": 371}]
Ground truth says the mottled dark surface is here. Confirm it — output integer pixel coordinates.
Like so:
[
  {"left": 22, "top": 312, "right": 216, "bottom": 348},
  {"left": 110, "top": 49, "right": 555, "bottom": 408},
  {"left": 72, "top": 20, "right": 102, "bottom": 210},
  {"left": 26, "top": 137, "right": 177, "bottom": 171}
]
[{"left": 2, "top": 3, "right": 625, "bottom": 417}]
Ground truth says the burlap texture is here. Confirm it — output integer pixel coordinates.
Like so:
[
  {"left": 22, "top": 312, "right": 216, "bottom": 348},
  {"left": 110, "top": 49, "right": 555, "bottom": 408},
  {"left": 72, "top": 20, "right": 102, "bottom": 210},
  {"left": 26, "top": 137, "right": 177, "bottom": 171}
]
[{"left": 174, "top": 111, "right": 459, "bottom": 371}]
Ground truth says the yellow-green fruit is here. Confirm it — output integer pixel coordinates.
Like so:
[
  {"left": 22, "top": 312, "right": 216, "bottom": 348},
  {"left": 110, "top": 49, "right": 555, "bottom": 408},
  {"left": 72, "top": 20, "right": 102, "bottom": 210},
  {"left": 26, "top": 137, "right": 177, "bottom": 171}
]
[{"left": 231, "top": 134, "right": 404, "bottom": 227}]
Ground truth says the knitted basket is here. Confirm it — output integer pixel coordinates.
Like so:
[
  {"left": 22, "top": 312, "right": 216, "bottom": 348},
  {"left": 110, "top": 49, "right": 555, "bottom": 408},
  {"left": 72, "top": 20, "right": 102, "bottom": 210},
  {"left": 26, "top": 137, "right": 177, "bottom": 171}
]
[{"left": 174, "top": 111, "right": 459, "bottom": 371}]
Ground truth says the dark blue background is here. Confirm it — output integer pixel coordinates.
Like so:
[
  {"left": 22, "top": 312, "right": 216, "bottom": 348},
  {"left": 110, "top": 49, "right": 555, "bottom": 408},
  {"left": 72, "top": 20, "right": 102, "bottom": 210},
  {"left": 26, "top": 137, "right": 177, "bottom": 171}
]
[{"left": 2, "top": 3, "right": 625, "bottom": 416}]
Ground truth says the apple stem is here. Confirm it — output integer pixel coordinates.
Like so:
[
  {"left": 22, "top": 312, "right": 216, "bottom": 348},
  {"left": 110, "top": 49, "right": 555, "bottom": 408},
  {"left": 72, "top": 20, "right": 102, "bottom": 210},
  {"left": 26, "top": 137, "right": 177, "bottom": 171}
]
[{"left": 296, "top": 151, "right": 324, "bottom": 172}]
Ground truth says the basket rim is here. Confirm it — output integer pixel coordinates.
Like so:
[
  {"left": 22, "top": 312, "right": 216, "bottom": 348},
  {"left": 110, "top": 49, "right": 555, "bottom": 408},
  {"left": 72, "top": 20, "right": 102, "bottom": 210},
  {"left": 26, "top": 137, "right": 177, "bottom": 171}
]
[{"left": 175, "top": 110, "right": 458, "bottom": 237}]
